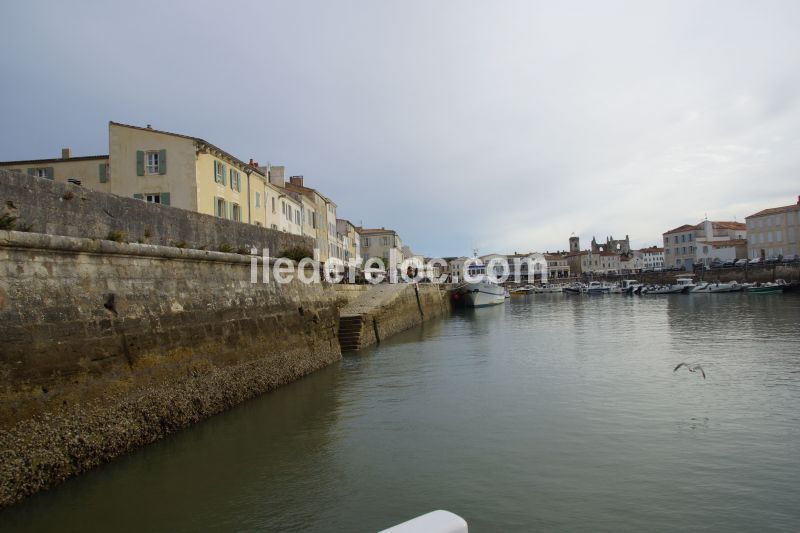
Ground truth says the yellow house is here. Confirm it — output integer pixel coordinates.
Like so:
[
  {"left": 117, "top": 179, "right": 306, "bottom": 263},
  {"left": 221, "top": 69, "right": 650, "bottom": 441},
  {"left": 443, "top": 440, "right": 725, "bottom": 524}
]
[
  {"left": 285, "top": 176, "right": 338, "bottom": 262},
  {"left": 1, "top": 121, "right": 346, "bottom": 249},
  {"left": 0, "top": 148, "right": 110, "bottom": 191},
  {"left": 108, "top": 122, "right": 265, "bottom": 223}
]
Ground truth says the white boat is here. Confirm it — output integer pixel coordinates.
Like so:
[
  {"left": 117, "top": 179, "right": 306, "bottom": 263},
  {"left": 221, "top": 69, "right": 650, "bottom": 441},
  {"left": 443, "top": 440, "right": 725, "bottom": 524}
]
[
  {"left": 618, "top": 279, "right": 642, "bottom": 294},
  {"left": 641, "top": 284, "right": 684, "bottom": 294},
  {"left": 457, "top": 263, "right": 506, "bottom": 307},
  {"left": 673, "top": 277, "right": 696, "bottom": 293},
  {"left": 535, "top": 283, "right": 563, "bottom": 293},
  {"left": 708, "top": 281, "right": 740, "bottom": 293},
  {"left": 585, "top": 281, "right": 611, "bottom": 294},
  {"left": 691, "top": 282, "right": 711, "bottom": 293}
]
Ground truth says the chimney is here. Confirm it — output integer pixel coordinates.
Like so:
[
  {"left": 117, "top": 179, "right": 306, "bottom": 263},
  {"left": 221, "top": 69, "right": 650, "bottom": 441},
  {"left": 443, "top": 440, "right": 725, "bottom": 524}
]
[
  {"left": 61, "top": 148, "right": 71, "bottom": 159},
  {"left": 797, "top": 195, "right": 799, "bottom": 205},
  {"left": 289, "top": 175, "right": 304, "bottom": 187}
]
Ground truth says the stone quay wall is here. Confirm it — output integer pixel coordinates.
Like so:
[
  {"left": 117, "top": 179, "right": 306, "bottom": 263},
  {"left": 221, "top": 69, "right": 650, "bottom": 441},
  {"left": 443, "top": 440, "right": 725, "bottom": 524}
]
[
  {"left": 0, "top": 168, "right": 313, "bottom": 255},
  {"left": 356, "top": 285, "right": 452, "bottom": 349},
  {"left": 0, "top": 230, "right": 341, "bottom": 507}
]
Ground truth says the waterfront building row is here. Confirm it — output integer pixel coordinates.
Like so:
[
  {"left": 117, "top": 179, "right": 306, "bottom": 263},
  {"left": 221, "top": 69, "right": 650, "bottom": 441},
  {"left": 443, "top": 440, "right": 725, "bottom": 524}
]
[{"left": 0, "top": 122, "right": 413, "bottom": 266}]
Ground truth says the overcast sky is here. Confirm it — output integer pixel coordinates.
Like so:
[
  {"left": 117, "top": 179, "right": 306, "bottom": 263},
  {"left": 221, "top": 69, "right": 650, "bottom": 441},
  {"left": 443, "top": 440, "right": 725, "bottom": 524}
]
[{"left": 2, "top": 1, "right": 799, "bottom": 256}]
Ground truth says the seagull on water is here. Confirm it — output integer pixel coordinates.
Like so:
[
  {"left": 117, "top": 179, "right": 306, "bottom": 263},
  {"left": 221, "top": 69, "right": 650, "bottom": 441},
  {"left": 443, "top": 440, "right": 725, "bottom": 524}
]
[{"left": 673, "top": 362, "right": 706, "bottom": 379}]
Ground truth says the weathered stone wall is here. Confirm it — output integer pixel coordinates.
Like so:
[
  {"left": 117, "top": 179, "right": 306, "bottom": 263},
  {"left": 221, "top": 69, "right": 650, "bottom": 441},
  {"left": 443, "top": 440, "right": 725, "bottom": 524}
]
[
  {"left": 357, "top": 285, "right": 451, "bottom": 348},
  {"left": 0, "top": 168, "right": 312, "bottom": 254},
  {"left": 332, "top": 284, "right": 371, "bottom": 306},
  {"left": 0, "top": 230, "right": 340, "bottom": 507}
]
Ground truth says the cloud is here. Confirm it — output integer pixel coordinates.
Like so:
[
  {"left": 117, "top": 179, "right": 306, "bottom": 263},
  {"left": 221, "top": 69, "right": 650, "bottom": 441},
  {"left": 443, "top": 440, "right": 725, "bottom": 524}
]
[{"left": 2, "top": 0, "right": 799, "bottom": 256}]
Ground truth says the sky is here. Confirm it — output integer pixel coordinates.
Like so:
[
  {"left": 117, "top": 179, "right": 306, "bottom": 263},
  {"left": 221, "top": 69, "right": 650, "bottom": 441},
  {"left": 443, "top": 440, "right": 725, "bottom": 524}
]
[{"left": 2, "top": 0, "right": 799, "bottom": 257}]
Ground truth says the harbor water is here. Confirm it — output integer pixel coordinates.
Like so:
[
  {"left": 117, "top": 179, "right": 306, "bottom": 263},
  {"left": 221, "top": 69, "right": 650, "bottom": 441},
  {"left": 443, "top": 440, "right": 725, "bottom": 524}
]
[{"left": 2, "top": 294, "right": 800, "bottom": 532}]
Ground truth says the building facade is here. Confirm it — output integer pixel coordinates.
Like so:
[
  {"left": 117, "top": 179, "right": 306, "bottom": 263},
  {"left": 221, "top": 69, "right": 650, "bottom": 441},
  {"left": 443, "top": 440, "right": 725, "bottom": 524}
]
[
  {"left": 638, "top": 247, "right": 664, "bottom": 270},
  {"left": 359, "top": 227, "right": 403, "bottom": 264},
  {"left": 745, "top": 196, "right": 800, "bottom": 259},
  {"left": 662, "top": 220, "right": 746, "bottom": 269}
]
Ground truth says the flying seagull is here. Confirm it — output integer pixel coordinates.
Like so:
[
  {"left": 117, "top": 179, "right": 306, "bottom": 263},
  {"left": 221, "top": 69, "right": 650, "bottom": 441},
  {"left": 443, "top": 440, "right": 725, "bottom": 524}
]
[{"left": 673, "top": 363, "right": 706, "bottom": 379}]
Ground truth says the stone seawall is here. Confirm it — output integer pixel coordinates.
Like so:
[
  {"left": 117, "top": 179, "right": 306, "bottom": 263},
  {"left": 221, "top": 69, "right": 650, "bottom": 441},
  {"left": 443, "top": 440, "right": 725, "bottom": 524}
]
[
  {"left": 0, "top": 230, "right": 341, "bottom": 507},
  {"left": 338, "top": 284, "right": 451, "bottom": 351},
  {"left": 0, "top": 168, "right": 312, "bottom": 254}
]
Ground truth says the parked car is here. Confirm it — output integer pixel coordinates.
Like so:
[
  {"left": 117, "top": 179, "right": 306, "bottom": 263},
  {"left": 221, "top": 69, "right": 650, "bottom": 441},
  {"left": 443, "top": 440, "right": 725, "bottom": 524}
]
[
  {"left": 710, "top": 260, "right": 724, "bottom": 269},
  {"left": 765, "top": 256, "right": 780, "bottom": 265},
  {"left": 782, "top": 254, "right": 800, "bottom": 264},
  {"left": 722, "top": 259, "right": 735, "bottom": 267},
  {"left": 749, "top": 257, "right": 763, "bottom": 265},
  {"left": 735, "top": 258, "right": 748, "bottom": 267}
]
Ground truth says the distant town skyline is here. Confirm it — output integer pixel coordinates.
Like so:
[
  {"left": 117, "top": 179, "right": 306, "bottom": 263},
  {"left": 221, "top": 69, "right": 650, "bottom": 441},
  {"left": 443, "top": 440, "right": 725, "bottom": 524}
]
[{"left": 2, "top": 1, "right": 799, "bottom": 256}]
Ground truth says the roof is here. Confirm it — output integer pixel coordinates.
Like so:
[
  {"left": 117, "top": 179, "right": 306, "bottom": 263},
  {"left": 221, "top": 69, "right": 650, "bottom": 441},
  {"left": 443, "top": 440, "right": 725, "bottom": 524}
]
[
  {"left": 712, "top": 221, "right": 746, "bottom": 231},
  {"left": 284, "top": 181, "right": 335, "bottom": 206},
  {"left": 357, "top": 227, "right": 398, "bottom": 236},
  {"left": 746, "top": 201, "right": 800, "bottom": 219},
  {"left": 639, "top": 246, "right": 664, "bottom": 253},
  {"left": 664, "top": 223, "right": 699, "bottom": 235},
  {"left": 110, "top": 121, "right": 265, "bottom": 177},
  {"left": 664, "top": 220, "right": 746, "bottom": 235},
  {"left": 0, "top": 154, "right": 108, "bottom": 165}
]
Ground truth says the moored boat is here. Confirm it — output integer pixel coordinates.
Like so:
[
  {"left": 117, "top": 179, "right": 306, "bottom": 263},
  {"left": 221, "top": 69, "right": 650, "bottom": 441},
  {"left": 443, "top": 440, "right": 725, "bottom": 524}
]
[
  {"left": 456, "top": 263, "right": 507, "bottom": 307},
  {"left": 509, "top": 285, "right": 535, "bottom": 295},
  {"left": 585, "top": 281, "right": 611, "bottom": 294},
  {"left": 535, "top": 283, "right": 563, "bottom": 293},
  {"left": 691, "top": 282, "right": 710, "bottom": 293},
  {"left": 746, "top": 283, "right": 783, "bottom": 294},
  {"left": 708, "top": 281, "right": 740, "bottom": 293},
  {"left": 563, "top": 283, "right": 584, "bottom": 295}
]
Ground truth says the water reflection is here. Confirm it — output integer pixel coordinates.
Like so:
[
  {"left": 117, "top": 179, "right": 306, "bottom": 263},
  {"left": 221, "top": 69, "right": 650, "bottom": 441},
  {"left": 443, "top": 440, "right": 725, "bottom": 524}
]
[{"left": 2, "top": 294, "right": 799, "bottom": 532}]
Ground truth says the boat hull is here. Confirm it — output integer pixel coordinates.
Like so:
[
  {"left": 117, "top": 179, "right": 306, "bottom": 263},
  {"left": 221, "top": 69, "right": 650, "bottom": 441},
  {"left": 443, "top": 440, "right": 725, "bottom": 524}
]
[
  {"left": 460, "top": 282, "right": 506, "bottom": 307},
  {"left": 747, "top": 286, "right": 783, "bottom": 294}
]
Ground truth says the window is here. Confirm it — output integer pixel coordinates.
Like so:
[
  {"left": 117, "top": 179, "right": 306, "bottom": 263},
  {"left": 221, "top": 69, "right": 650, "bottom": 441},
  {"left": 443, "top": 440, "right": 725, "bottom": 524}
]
[
  {"left": 34, "top": 168, "right": 49, "bottom": 179},
  {"left": 229, "top": 169, "right": 241, "bottom": 192},
  {"left": 364, "top": 237, "right": 370, "bottom": 246},
  {"left": 271, "top": 197, "right": 276, "bottom": 213},
  {"left": 688, "top": 233, "right": 693, "bottom": 241},
  {"left": 382, "top": 236, "right": 389, "bottom": 246},
  {"left": 681, "top": 235, "right": 685, "bottom": 243},
  {"left": 214, "top": 161, "right": 225, "bottom": 183},
  {"left": 146, "top": 151, "right": 159, "bottom": 174},
  {"left": 282, "top": 202, "right": 286, "bottom": 215},
  {"left": 215, "top": 197, "right": 225, "bottom": 218},
  {"left": 295, "top": 211, "right": 300, "bottom": 224},
  {"left": 146, "top": 193, "right": 160, "bottom": 204},
  {"left": 312, "top": 212, "right": 317, "bottom": 229},
  {"left": 232, "top": 203, "right": 241, "bottom": 222},
  {"left": 255, "top": 192, "right": 260, "bottom": 207}
]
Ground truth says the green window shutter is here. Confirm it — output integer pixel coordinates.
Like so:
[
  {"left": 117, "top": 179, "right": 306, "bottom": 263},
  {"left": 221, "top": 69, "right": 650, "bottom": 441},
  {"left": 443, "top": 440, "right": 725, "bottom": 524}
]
[
  {"left": 27, "top": 168, "right": 35, "bottom": 176},
  {"left": 222, "top": 164, "right": 227, "bottom": 186},
  {"left": 214, "top": 197, "right": 220, "bottom": 216},
  {"left": 226, "top": 201, "right": 232, "bottom": 220},
  {"left": 45, "top": 167, "right": 54, "bottom": 180},
  {"left": 99, "top": 163, "right": 108, "bottom": 183},
  {"left": 158, "top": 149, "right": 167, "bottom": 174},
  {"left": 136, "top": 151, "right": 144, "bottom": 176},
  {"left": 133, "top": 193, "right": 143, "bottom": 200},
  {"left": 212, "top": 160, "right": 217, "bottom": 182},
  {"left": 160, "top": 192, "right": 170, "bottom": 206},
  {"left": 229, "top": 169, "right": 234, "bottom": 189}
]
